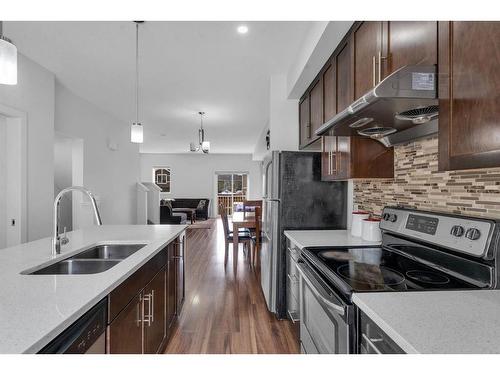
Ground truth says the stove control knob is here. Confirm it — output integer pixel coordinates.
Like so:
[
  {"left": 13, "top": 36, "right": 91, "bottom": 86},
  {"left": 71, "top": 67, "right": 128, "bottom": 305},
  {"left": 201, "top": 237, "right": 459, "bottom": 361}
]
[
  {"left": 383, "top": 213, "right": 391, "bottom": 221},
  {"left": 389, "top": 214, "right": 398, "bottom": 223},
  {"left": 465, "top": 228, "right": 481, "bottom": 240},
  {"left": 450, "top": 225, "right": 465, "bottom": 237}
]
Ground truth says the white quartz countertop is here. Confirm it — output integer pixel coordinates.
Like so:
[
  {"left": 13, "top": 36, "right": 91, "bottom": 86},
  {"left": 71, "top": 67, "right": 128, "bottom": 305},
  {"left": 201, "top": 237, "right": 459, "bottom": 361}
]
[
  {"left": 0, "top": 224, "right": 187, "bottom": 353},
  {"left": 353, "top": 290, "right": 500, "bottom": 354},
  {"left": 284, "top": 230, "right": 381, "bottom": 249}
]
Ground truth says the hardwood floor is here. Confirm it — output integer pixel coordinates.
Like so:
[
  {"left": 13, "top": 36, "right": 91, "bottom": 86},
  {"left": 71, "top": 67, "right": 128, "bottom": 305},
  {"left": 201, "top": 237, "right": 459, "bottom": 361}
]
[{"left": 164, "top": 220, "right": 299, "bottom": 354}]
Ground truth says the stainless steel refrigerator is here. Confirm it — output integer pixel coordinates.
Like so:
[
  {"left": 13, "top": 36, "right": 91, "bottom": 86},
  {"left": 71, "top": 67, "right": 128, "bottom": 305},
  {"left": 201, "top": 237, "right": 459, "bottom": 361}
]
[{"left": 261, "top": 151, "right": 347, "bottom": 319}]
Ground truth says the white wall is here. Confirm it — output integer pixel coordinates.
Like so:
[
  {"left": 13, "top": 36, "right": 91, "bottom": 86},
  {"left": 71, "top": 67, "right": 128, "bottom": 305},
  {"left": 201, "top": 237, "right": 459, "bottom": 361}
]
[
  {"left": 253, "top": 122, "right": 270, "bottom": 161},
  {"left": 140, "top": 153, "right": 262, "bottom": 217},
  {"left": 55, "top": 81, "right": 140, "bottom": 226},
  {"left": 269, "top": 74, "right": 299, "bottom": 152},
  {"left": 54, "top": 134, "right": 74, "bottom": 231},
  {"left": 0, "top": 116, "right": 6, "bottom": 248},
  {"left": 0, "top": 54, "right": 55, "bottom": 242}
]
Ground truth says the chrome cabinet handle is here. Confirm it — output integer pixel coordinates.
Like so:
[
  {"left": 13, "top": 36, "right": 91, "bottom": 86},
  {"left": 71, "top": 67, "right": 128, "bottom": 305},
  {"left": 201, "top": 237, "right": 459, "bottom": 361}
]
[
  {"left": 143, "top": 292, "right": 153, "bottom": 327},
  {"left": 377, "top": 50, "right": 388, "bottom": 84},
  {"left": 372, "top": 55, "right": 376, "bottom": 87},
  {"left": 362, "top": 333, "right": 382, "bottom": 354},
  {"left": 136, "top": 298, "right": 141, "bottom": 327},
  {"left": 150, "top": 289, "right": 155, "bottom": 323},
  {"left": 296, "top": 262, "right": 345, "bottom": 315}
]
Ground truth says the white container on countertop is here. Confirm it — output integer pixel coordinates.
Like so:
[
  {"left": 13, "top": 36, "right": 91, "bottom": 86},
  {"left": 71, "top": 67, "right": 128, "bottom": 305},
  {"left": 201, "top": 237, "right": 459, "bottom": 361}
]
[
  {"left": 361, "top": 217, "right": 382, "bottom": 242},
  {"left": 351, "top": 211, "right": 370, "bottom": 237}
]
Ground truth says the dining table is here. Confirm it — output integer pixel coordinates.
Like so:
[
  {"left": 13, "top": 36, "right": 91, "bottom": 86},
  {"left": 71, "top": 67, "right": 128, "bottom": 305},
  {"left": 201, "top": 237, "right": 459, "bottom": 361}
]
[{"left": 231, "top": 211, "right": 260, "bottom": 268}]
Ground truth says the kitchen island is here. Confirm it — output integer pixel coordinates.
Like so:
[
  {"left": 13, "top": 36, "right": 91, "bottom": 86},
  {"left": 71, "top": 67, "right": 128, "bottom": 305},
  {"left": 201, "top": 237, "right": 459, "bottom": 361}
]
[
  {"left": 0, "top": 224, "right": 187, "bottom": 353},
  {"left": 353, "top": 290, "right": 500, "bottom": 354}
]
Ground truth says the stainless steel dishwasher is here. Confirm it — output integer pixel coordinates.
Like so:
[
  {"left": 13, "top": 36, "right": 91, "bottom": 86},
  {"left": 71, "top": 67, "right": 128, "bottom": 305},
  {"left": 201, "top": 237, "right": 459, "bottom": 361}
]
[{"left": 39, "top": 298, "right": 107, "bottom": 354}]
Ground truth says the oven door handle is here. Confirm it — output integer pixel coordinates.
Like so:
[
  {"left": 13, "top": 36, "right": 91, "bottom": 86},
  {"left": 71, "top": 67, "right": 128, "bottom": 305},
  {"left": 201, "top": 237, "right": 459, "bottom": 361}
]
[{"left": 296, "top": 262, "right": 346, "bottom": 316}]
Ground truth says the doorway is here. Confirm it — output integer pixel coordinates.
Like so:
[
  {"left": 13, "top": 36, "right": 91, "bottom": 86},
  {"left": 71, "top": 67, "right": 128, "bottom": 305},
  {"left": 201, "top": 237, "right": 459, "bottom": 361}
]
[
  {"left": 215, "top": 172, "right": 249, "bottom": 216},
  {"left": 0, "top": 105, "right": 27, "bottom": 249}
]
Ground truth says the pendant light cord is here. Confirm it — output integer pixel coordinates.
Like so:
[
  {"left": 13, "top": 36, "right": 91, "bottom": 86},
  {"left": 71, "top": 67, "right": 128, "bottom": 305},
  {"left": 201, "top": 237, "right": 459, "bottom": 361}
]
[{"left": 135, "top": 22, "right": 139, "bottom": 124}]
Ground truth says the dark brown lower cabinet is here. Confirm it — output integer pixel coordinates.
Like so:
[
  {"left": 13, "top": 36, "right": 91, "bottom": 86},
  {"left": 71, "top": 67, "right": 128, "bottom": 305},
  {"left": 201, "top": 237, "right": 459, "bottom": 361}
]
[
  {"left": 107, "top": 234, "right": 185, "bottom": 354},
  {"left": 144, "top": 267, "right": 166, "bottom": 354},
  {"left": 108, "top": 294, "right": 143, "bottom": 354},
  {"left": 166, "top": 243, "right": 177, "bottom": 333},
  {"left": 175, "top": 239, "right": 185, "bottom": 316}
]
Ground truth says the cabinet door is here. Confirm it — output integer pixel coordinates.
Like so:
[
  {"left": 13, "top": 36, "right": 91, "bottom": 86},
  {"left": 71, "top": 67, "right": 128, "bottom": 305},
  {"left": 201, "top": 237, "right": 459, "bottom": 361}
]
[
  {"left": 309, "top": 79, "right": 323, "bottom": 137},
  {"left": 354, "top": 21, "right": 383, "bottom": 98},
  {"left": 144, "top": 268, "right": 166, "bottom": 354},
  {"left": 438, "top": 21, "right": 500, "bottom": 170},
  {"left": 321, "top": 136, "right": 337, "bottom": 181},
  {"left": 175, "top": 240, "right": 185, "bottom": 315},
  {"left": 322, "top": 62, "right": 336, "bottom": 122},
  {"left": 108, "top": 294, "right": 143, "bottom": 354},
  {"left": 350, "top": 137, "right": 394, "bottom": 179},
  {"left": 387, "top": 21, "right": 437, "bottom": 75},
  {"left": 299, "top": 96, "right": 310, "bottom": 147},
  {"left": 336, "top": 40, "right": 353, "bottom": 112},
  {"left": 166, "top": 244, "right": 176, "bottom": 333}
]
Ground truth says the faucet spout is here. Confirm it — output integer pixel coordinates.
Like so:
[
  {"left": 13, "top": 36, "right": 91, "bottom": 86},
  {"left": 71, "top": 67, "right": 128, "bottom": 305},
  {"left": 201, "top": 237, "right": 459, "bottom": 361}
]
[{"left": 52, "top": 186, "right": 102, "bottom": 256}]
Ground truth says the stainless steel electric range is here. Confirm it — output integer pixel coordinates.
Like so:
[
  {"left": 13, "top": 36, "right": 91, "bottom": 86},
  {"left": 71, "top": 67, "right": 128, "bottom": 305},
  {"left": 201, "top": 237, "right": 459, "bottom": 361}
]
[{"left": 297, "top": 206, "right": 500, "bottom": 354}]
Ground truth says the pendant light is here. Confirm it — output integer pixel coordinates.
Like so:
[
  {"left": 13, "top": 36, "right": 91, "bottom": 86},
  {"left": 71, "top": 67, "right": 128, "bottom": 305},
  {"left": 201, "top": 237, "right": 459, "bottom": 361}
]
[
  {"left": 190, "top": 112, "right": 210, "bottom": 154},
  {"left": 131, "top": 21, "right": 144, "bottom": 143},
  {"left": 0, "top": 21, "right": 17, "bottom": 85}
]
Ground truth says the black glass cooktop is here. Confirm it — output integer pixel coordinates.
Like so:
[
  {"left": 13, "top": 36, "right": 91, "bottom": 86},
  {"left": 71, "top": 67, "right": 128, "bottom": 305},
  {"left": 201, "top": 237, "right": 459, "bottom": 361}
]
[{"left": 303, "top": 247, "right": 477, "bottom": 294}]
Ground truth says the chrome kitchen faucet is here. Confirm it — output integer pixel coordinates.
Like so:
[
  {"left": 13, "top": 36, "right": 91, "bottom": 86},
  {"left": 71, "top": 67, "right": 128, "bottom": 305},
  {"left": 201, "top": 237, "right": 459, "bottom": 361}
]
[{"left": 52, "top": 186, "right": 102, "bottom": 256}]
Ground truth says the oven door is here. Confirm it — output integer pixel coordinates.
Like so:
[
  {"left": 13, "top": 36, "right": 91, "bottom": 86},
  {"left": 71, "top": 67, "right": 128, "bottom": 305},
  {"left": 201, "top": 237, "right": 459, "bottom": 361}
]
[{"left": 297, "top": 261, "right": 352, "bottom": 354}]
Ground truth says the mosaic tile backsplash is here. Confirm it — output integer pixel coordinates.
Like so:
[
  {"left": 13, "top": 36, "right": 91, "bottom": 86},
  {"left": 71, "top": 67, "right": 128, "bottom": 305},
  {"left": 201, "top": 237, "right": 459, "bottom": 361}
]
[{"left": 353, "top": 136, "right": 500, "bottom": 219}]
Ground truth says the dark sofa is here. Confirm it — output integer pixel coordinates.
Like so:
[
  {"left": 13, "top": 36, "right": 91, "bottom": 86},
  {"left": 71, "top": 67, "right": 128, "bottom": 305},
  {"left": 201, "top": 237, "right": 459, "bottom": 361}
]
[
  {"left": 171, "top": 198, "right": 210, "bottom": 220},
  {"left": 160, "top": 204, "right": 187, "bottom": 224}
]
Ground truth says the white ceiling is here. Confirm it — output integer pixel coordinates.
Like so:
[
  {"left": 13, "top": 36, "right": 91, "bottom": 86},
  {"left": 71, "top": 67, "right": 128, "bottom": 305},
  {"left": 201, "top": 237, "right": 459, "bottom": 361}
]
[{"left": 5, "top": 21, "right": 312, "bottom": 153}]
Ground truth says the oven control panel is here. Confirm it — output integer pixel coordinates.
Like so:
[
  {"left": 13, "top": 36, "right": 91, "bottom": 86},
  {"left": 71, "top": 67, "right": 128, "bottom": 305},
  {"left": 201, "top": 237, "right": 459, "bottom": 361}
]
[{"left": 380, "top": 207, "right": 494, "bottom": 258}]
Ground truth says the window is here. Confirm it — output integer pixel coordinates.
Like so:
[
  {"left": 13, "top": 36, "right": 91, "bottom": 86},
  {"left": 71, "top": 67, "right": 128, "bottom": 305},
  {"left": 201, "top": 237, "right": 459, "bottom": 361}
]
[
  {"left": 217, "top": 173, "right": 248, "bottom": 215},
  {"left": 153, "top": 167, "right": 171, "bottom": 193}
]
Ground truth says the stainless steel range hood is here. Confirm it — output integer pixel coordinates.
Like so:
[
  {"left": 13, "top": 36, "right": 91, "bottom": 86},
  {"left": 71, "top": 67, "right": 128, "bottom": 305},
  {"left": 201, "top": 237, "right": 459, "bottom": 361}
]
[{"left": 315, "top": 65, "right": 438, "bottom": 147}]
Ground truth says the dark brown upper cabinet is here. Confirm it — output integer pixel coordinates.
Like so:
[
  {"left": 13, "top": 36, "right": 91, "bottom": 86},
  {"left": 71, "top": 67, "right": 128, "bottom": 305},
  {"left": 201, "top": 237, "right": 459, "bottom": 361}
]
[
  {"left": 387, "top": 21, "right": 437, "bottom": 75},
  {"left": 321, "top": 135, "right": 393, "bottom": 181},
  {"left": 353, "top": 21, "right": 384, "bottom": 98},
  {"left": 336, "top": 40, "right": 353, "bottom": 112},
  {"left": 353, "top": 21, "right": 437, "bottom": 100},
  {"left": 299, "top": 95, "right": 310, "bottom": 148},
  {"left": 438, "top": 21, "right": 500, "bottom": 171},
  {"left": 309, "top": 79, "right": 323, "bottom": 137},
  {"left": 322, "top": 62, "right": 336, "bottom": 123}
]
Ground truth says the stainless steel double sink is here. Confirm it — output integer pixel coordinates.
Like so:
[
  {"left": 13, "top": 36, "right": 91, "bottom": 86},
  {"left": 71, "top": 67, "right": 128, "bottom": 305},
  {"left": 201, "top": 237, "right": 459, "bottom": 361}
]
[{"left": 28, "top": 244, "right": 146, "bottom": 275}]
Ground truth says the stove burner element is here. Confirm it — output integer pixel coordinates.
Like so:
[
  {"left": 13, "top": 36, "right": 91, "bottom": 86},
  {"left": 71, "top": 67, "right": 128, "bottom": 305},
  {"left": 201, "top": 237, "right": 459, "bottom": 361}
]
[
  {"left": 405, "top": 270, "right": 450, "bottom": 285},
  {"left": 337, "top": 264, "right": 405, "bottom": 286}
]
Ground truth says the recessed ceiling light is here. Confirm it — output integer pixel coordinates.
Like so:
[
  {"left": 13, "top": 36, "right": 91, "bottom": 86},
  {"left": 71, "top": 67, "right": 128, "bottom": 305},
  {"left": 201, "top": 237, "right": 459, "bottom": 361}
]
[{"left": 237, "top": 25, "right": 248, "bottom": 34}]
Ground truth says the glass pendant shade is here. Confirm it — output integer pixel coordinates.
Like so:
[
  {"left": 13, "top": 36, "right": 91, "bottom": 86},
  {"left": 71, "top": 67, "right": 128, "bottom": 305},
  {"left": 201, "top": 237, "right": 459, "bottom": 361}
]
[
  {"left": 0, "top": 37, "right": 17, "bottom": 85},
  {"left": 131, "top": 122, "right": 143, "bottom": 143},
  {"left": 201, "top": 141, "right": 210, "bottom": 153}
]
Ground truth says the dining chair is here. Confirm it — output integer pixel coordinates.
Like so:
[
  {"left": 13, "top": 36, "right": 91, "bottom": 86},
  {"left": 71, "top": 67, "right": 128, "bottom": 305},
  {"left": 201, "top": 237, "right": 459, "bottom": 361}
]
[
  {"left": 243, "top": 199, "right": 263, "bottom": 219},
  {"left": 219, "top": 204, "right": 252, "bottom": 267},
  {"left": 251, "top": 206, "right": 262, "bottom": 269}
]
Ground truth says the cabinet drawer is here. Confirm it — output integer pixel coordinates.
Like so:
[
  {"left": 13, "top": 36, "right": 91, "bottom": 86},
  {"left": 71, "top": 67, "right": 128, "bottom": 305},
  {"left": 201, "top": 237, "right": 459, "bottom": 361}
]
[{"left": 108, "top": 246, "right": 168, "bottom": 323}]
